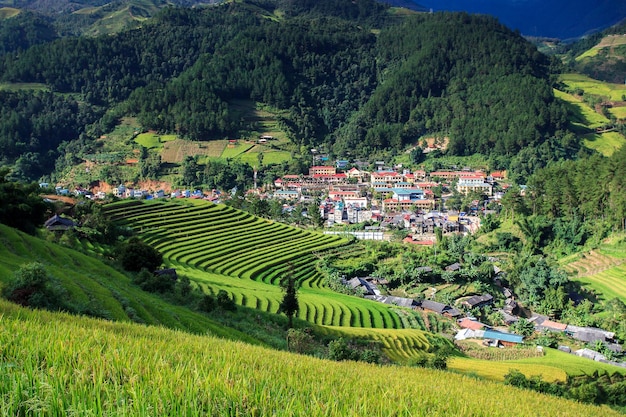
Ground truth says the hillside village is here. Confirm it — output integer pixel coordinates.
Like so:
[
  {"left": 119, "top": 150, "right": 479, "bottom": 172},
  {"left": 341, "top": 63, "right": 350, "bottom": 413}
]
[
  {"left": 43, "top": 158, "right": 626, "bottom": 369},
  {"left": 47, "top": 158, "right": 504, "bottom": 243}
]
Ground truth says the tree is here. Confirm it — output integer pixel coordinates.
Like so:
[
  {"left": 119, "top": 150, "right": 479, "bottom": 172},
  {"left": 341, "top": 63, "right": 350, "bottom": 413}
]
[
  {"left": 116, "top": 237, "right": 163, "bottom": 272},
  {"left": 510, "top": 317, "right": 535, "bottom": 337},
  {"left": 279, "top": 268, "right": 299, "bottom": 328},
  {"left": 0, "top": 167, "right": 50, "bottom": 234},
  {"left": 216, "top": 289, "right": 236, "bottom": 311},
  {"left": 2, "top": 262, "right": 68, "bottom": 311}
]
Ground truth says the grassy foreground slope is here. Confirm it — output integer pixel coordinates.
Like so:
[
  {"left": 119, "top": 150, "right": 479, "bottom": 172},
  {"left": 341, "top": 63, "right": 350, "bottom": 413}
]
[
  {"left": 0, "top": 300, "right": 620, "bottom": 417},
  {"left": 0, "top": 224, "right": 256, "bottom": 342}
]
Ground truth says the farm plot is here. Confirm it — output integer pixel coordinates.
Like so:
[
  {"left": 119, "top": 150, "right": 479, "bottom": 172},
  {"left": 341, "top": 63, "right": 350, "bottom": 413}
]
[
  {"left": 161, "top": 139, "right": 227, "bottom": 163},
  {"left": 318, "top": 326, "right": 432, "bottom": 362},
  {"left": 561, "top": 241, "right": 626, "bottom": 302},
  {"left": 106, "top": 200, "right": 405, "bottom": 329}
]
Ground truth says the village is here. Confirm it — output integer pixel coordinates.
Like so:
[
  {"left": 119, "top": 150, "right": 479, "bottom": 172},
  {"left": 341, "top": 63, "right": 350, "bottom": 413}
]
[
  {"left": 42, "top": 158, "right": 624, "bottom": 368},
  {"left": 45, "top": 157, "right": 505, "bottom": 244}
]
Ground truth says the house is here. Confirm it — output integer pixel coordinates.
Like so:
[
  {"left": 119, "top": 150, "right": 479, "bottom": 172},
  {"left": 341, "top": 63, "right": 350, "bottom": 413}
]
[
  {"left": 566, "top": 325, "right": 615, "bottom": 344},
  {"left": 44, "top": 214, "right": 76, "bottom": 231},
  {"left": 382, "top": 296, "right": 416, "bottom": 308},
  {"left": 482, "top": 329, "right": 524, "bottom": 347},
  {"left": 154, "top": 268, "right": 178, "bottom": 281},
  {"left": 575, "top": 348, "right": 606, "bottom": 361},
  {"left": 460, "top": 293, "right": 494, "bottom": 309},
  {"left": 458, "top": 318, "right": 486, "bottom": 331},
  {"left": 336, "top": 160, "right": 349, "bottom": 169},
  {"left": 345, "top": 277, "right": 380, "bottom": 296},
  {"left": 566, "top": 325, "right": 615, "bottom": 343},
  {"left": 445, "top": 263, "right": 461, "bottom": 272},
  {"left": 537, "top": 320, "right": 567, "bottom": 333},
  {"left": 456, "top": 176, "right": 493, "bottom": 196},
  {"left": 418, "top": 300, "right": 462, "bottom": 318},
  {"left": 309, "top": 166, "right": 336, "bottom": 176},
  {"left": 273, "top": 190, "right": 300, "bottom": 200}
]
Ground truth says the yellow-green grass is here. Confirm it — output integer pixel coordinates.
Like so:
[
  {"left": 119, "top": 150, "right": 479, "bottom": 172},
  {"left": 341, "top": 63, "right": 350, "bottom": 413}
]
[
  {"left": 161, "top": 138, "right": 227, "bottom": 163},
  {"left": 576, "top": 34, "right": 626, "bottom": 60},
  {"left": 582, "top": 131, "right": 626, "bottom": 156},
  {"left": 239, "top": 149, "right": 293, "bottom": 166},
  {"left": 559, "top": 73, "right": 626, "bottom": 102},
  {"left": 554, "top": 88, "right": 610, "bottom": 129},
  {"left": 319, "top": 326, "right": 432, "bottom": 362},
  {"left": 449, "top": 348, "right": 625, "bottom": 383},
  {"left": 561, "top": 236, "right": 626, "bottom": 301},
  {"left": 0, "top": 224, "right": 252, "bottom": 340},
  {"left": 0, "top": 7, "right": 19, "bottom": 18},
  {"left": 0, "top": 301, "right": 619, "bottom": 417},
  {"left": 220, "top": 142, "right": 254, "bottom": 158},
  {"left": 574, "top": 265, "right": 626, "bottom": 303},
  {"left": 229, "top": 99, "right": 292, "bottom": 144},
  {"left": 609, "top": 105, "right": 626, "bottom": 119},
  {"left": 0, "top": 82, "right": 49, "bottom": 92},
  {"left": 134, "top": 132, "right": 177, "bottom": 149}
]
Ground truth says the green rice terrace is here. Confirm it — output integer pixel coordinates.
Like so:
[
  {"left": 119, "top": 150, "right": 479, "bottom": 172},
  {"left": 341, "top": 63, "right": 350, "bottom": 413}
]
[
  {"left": 561, "top": 235, "right": 626, "bottom": 303},
  {"left": 103, "top": 199, "right": 407, "bottom": 330}
]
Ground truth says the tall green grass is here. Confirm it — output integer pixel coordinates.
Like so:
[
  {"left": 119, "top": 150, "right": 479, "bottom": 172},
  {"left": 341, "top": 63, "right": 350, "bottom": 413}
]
[{"left": 0, "top": 300, "right": 619, "bottom": 416}]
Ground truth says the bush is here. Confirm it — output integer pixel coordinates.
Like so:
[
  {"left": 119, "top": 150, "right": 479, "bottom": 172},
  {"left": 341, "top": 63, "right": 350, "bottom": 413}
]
[
  {"left": 216, "top": 290, "right": 236, "bottom": 311},
  {"left": 199, "top": 294, "right": 216, "bottom": 313},
  {"left": 116, "top": 237, "right": 162, "bottom": 272},
  {"left": 133, "top": 268, "right": 175, "bottom": 293},
  {"left": 328, "top": 337, "right": 359, "bottom": 361},
  {"left": 2, "top": 262, "right": 68, "bottom": 311}
]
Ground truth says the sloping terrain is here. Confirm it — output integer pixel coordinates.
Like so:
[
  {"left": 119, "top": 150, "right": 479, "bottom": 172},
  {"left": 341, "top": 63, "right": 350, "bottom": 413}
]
[
  {"left": 0, "top": 299, "right": 620, "bottom": 416},
  {"left": 105, "top": 199, "right": 409, "bottom": 329}
]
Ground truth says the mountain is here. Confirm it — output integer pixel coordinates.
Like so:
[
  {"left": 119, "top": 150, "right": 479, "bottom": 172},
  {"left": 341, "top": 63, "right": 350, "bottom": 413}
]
[
  {"left": 409, "top": 0, "right": 626, "bottom": 40},
  {"left": 0, "top": 1, "right": 573, "bottom": 183}
]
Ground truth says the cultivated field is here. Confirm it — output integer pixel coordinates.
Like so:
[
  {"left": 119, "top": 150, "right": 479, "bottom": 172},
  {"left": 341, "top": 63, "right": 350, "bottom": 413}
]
[
  {"left": 104, "top": 200, "right": 408, "bottom": 329},
  {"left": 134, "top": 132, "right": 177, "bottom": 150},
  {"left": 0, "top": 300, "right": 619, "bottom": 417},
  {"left": 559, "top": 73, "right": 626, "bottom": 102},
  {"left": 561, "top": 236, "right": 626, "bottom": 302},
  {"left": 160, "top": 139, "right": 227, "bottom": 163},
  {"left": 0, "top": 7, "right": 19, "bottom": 18},
  {"left": 576, "top": 34, "right": 626, "bottom": 60},
  {"left": 449, "top": 348, "right": 625, "bottom": 382},
  {"left": 0, "top": 82, "right": 49, "bottom": 92},
  {"left": 553, "top": 84, "right": 626, "bottom": 156}
]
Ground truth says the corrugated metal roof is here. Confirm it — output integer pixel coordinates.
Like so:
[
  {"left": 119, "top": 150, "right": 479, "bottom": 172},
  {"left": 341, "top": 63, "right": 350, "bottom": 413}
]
[{"left": 482, "top": 330, "right": 523, "bottom": 344}]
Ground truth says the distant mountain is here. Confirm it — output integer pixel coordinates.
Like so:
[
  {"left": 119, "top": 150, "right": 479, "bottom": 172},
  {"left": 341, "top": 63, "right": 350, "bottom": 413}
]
[{"left": 400, "top": 0, "right": 626, "bottom": 40}]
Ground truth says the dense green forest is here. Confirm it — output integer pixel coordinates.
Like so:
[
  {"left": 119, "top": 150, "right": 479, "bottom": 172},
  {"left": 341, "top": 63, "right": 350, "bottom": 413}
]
[{"left": 0, "top": 0, "right": 582, "bottom": 183}]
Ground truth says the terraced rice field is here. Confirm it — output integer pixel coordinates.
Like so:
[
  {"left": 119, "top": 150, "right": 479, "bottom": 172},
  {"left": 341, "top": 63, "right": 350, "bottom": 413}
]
[
  {"left": 104, "top": 200, "right": 405, "bottom": 328},
  {"left": 562, "top": 239, "right": 626, "bottom": 302},
  {"left": 318, "top": 326, "right": 432, "bottom": 362}
]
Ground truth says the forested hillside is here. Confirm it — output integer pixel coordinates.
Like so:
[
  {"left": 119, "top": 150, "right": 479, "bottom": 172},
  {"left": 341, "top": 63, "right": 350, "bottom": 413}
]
[{"left": 0, "top": 0, "right": 575, "bottom": 182}]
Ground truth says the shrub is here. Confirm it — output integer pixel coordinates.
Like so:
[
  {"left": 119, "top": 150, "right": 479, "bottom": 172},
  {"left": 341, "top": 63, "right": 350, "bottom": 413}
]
[
  {"left": 216, "top": 290, "right": 236, "bottom": 311},
  {"left": 2, "top": 262, "right": 68, "bottom": 311},
  {"left": 116, "top": 237, "right": 162, "bottom": 272},
  {"left": 327, "top": 337, "right": 359, "bottom": 361},
  {"left": 199, "top": 294, "right": 216, "bottom": 313},
  {"left": 133, "top": 268, "right": 175, "bottom": 293}
]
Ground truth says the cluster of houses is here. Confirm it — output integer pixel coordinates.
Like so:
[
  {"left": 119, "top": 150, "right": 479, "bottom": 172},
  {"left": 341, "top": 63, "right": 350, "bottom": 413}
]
[
  {"left": 272, "top": 162, "right": 506, "bottom": 232},
  {"left": 346, "top": 276, "right": 624, "bottom": 363},
  {"left": 43, "top": 183, "right": 221, "bottom": 203}
]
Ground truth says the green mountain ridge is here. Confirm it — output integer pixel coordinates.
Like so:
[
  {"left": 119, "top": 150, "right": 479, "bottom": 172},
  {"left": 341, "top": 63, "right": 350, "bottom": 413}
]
[{"left": 0, "top": 0, "right": 582, "bottom": 183}]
